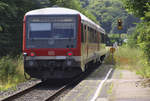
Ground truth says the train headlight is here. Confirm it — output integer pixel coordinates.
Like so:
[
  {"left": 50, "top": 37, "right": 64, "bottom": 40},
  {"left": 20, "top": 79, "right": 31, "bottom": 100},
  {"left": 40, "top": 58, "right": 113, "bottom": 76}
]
[
  {"left": 23, "top": 52, "right": 27, "bottom": 56},
  {"left": 30, "top": 52, "right": 35, "bottom": 57},
  {"left": 67, "top": 52, "right": 73, "bottom": 56}
]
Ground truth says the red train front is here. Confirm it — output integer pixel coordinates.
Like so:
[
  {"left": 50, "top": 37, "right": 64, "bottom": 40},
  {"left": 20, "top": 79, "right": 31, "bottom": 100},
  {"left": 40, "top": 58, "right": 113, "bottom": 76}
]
[{"left": 23, "top": 7, "right": 106, "bottom": 80}]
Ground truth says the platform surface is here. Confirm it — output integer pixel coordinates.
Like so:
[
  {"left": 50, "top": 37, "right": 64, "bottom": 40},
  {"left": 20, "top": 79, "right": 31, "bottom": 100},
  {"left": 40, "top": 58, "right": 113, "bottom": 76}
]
[
  {"left": 60, "top": 64, "right": 113, "bottom": 101},
  {"left": 60, "top": 65, "right": 150, "bottom": 101}
]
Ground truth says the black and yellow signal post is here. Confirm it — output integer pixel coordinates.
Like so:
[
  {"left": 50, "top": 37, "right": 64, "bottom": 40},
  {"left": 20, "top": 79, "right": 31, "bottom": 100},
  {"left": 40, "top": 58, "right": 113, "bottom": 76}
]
[
  {"left": 118, "top": 18, "right": 123, "bottom": 30},
  {"left": 117, "top": 18, "right": 123, "bottom": 45}
]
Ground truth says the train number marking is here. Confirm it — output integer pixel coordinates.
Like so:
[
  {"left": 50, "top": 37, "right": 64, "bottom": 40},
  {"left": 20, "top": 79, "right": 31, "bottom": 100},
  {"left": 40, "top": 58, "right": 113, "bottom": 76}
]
[{"left": 48, "top": 51, "right": 55, "bottom": 55}]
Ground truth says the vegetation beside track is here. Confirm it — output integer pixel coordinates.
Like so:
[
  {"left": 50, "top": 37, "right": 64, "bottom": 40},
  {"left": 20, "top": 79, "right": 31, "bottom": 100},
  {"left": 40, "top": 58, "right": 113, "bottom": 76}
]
[
  {"left": 0, "top": 55, "right": 25, "bottom": 91},
  {"left": 121, "top": 0, "right": 150, "bottom": 78},
  {"left": 113, "top": 46, "right": 150, "bottom": 78}
]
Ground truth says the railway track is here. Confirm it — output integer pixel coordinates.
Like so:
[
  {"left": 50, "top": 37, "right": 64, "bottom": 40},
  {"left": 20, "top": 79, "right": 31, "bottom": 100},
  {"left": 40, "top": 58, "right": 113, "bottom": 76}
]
[
  {"left": 45, "top": 71, "right": 90, "bottom": 101},
  {"left": 1, "top": 74, "right": 85, "bottom": 101},
  {"left": 2, "top": 64, "right": 99, "bottom": 101},
  {"left": 1, "top": 81, "right": 43, "bottom": 101}
]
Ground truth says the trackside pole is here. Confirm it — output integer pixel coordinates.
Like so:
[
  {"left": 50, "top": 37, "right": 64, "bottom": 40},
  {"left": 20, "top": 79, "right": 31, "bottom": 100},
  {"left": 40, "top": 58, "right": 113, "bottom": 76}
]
[{"left": 110, "top": 42, "right": 117, "bottom": 64}]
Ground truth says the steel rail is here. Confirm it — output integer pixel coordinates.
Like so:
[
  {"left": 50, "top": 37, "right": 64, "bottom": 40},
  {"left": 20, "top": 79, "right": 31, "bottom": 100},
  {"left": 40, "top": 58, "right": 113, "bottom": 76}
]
[
  {"left": 2, "top": 62, "right": 100, "bottom": 101},
  {"left": 2, "top": 81, "right": 43, "bottom": 101},
  {"left": 45, "top": 69, "right": 93, "bottom": 101}
]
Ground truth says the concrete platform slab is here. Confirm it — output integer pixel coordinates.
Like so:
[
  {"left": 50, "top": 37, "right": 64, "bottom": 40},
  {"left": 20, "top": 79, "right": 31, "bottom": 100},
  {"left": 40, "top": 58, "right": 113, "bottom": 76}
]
[
  {"left": 61, "top": 65, "right": 150, "bottom": 101},
  {"left": 116, "top": 98, "right": 150, "bottom": 101},
  {"left": 60, "top": 65, "right": 113, "bottom": 101},
  {"left": 108, "top": 70, "right": 150, "bottom": 101},
  {"left": 96, "top": 98, "right": 108, "bottom": 101}
]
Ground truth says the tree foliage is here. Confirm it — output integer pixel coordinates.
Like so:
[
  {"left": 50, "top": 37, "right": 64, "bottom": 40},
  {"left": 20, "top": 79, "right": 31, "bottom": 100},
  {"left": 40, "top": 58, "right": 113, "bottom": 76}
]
[
  {"left": 122, "top": 0, "right": 150, "bottom": 21},
  {"left": 137, "top": 22, "right": 150, "bottom": 61},
  {"left": 122, "top": 0, "right": 150, "bottom": 62},
  {"left": 81, "top": 0, "right": 139, "bottom": 33},
  {"left": 0, "top": 0, "right": 39, "bottom": 56}
]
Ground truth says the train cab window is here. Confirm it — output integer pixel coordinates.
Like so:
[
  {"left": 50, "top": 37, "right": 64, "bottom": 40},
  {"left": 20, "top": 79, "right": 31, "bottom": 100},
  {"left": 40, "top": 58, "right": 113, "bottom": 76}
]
[
  {"left": 28, "top": 16, "right": 77, "bottom": 39},
  {"left": 29, "top": 22, "right": 76, "bottom": 39},
  {"left": 29, "top": 23, "right": 52, "bottom": 38},
  {"left": 53, "top": 22, "right": 75, "bottom": 38}
]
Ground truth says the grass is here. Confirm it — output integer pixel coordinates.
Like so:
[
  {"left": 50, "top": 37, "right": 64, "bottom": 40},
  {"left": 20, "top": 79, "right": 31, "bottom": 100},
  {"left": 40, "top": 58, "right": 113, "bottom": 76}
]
[
  {"left": 0, "top": 55, "right": 26, "bottom": 91},
  {"left": 114, "top": 46, "right": 142, "bottom": 70},
  {"left": 107, "top": 83, "right": 114, "bottom": 94},
  {"left": 113, "top": 45, "right": 150, "bottom": 78}
]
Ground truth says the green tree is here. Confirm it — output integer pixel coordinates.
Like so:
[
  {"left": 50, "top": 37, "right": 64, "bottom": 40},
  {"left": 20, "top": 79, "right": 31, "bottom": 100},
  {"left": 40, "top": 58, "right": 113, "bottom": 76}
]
[
  {"left": 82, "top": 0, "right": 139, "bottom": 33},
  {"left": 0, "top": 0, "right": 39, "bottom": 56},
  {"left": 122, "top": 0, "right": 150, "bottom": 62},
  {"left": 122, "top": 0, "right": 150, "bottom": 21}
]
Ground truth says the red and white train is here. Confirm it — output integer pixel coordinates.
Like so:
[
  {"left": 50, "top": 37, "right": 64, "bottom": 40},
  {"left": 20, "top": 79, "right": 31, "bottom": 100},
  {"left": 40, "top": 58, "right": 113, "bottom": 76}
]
[{"left": 23, "top": 7, "right": 107, "bottom": 80}]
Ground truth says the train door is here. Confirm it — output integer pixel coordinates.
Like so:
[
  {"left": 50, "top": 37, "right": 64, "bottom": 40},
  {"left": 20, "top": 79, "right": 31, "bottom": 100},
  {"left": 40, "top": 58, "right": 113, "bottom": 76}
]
[
  {"left": 81, "top": 24, "right": 88, "bottom": 70},
  {"left": 97, "top": 32, "right": 100, "bottom": 51},
  {"left": 86, "top": 26, "right": 89, "bottom": 58}
]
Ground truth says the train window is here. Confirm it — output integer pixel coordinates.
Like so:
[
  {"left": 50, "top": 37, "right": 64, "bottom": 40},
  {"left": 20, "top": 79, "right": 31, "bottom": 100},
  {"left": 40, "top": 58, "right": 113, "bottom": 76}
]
[
  {"left": 53, "top": 22, "right": 75, "bottom": 38},
  {"left": 28, "top": 16, "right": 77, "bottom": 39},
  {"left": 30, "top": 23, "right": 51, "bottom": 31},
  {"left": 89, "top": 27, "right": 93, "bottom": 43},
  {"left": 95, "top": 30, "right": 97, "bottom": 43},
  {"left": 84, "top": 25, "right": 87, "bottom": 42},
  {"left": 92, "top": 29, "right": 94, "bottom": 43},
  {"left": 87, "top": 26, "right": 89, "bottom": 42},
  {"left": 101, "top": 34, "right": 104, "bottom": 43},
  {"left": 81, "top": 24, "right": 84, "bottom": 42},
  {"left": 29, "top": 23, "right": 52, "bottom": 38},
  {"left": 90, "top": 28, "right": 93, "bottom": 42},
  {"left": 29, "top": 22, "right": 76, "bottom": 39},
  {"left": 53, "top": 23, "right": 74, "bottom": 29},
  {"left": 89, "top": 27, "right": 94, "bottom": 43},
  {"left": 99, "top": 32, "right": 101, "bottom": 43}
]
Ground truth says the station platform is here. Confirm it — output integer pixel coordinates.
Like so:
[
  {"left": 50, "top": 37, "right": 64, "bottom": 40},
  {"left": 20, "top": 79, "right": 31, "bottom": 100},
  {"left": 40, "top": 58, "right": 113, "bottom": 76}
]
[
  {"left": 60, "top": 64, "right": 150, "bottom": 101},
  {"left": 60, "top": 64, "right": 114, "bottom": 101},
  {"left": 110, "top": 70, "right": 150, "bottom": 101}
]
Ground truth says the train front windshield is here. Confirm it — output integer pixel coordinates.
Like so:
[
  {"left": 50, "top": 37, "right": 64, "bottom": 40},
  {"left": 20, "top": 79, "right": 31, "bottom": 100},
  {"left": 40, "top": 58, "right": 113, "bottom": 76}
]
[
  {"left": 26, "top": 15, "right": 78, "bottom": 48},
  {"left": 28, "top": 16, "right": 77, "bottom": 39}
]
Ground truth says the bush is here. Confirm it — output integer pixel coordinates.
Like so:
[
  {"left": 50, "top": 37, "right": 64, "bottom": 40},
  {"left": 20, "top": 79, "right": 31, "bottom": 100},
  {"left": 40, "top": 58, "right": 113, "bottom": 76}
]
[
  {"left": 0, "top": 56, "right": 17, "bottom": 83},
  {"left": 114, "top": 46, "right": 143, "bottom": 70},
  {"left": 0, "top": 55, "right": 25, "bottom": 90},
  {"left": 114, "top": 46, "right": 150, "bottom": 78},
  {"left": 137, "top": 22, "right": 150, "bottom": 62}
]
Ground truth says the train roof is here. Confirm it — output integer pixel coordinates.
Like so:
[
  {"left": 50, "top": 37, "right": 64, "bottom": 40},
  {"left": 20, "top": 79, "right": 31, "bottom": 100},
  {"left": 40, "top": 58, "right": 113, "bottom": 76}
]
[{"left": 25, "top": 7, "right": 105, "bottom": 34}]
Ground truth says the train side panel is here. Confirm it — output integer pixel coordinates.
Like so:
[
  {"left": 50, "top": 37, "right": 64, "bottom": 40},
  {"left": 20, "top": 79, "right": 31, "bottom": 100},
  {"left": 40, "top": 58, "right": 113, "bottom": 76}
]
[{"left": 80, "top": 24, "right": 107, "bottom": 70}]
